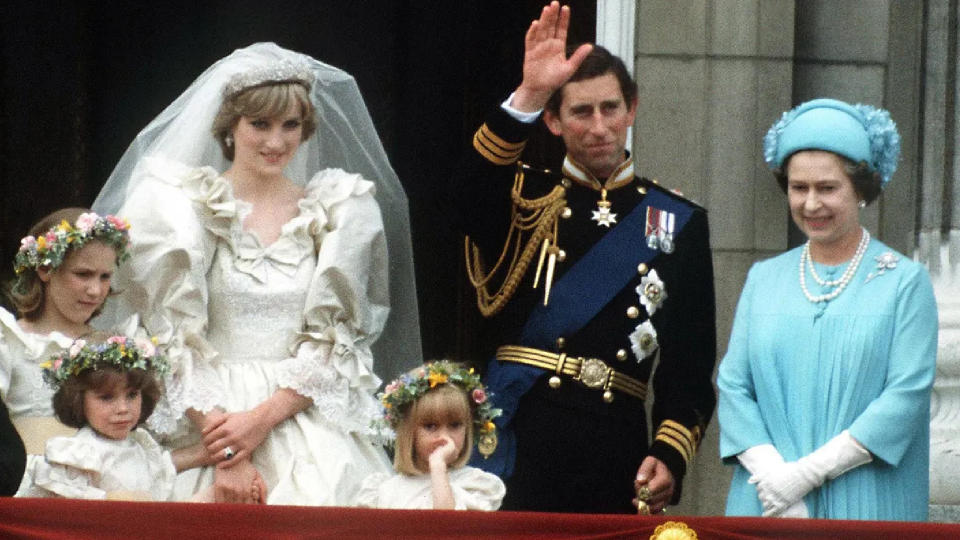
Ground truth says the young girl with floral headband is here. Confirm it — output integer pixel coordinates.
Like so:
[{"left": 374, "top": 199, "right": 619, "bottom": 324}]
[
  {"left": 0, "top": 208, "right": 132, "bottom": 495},
  {"left": 25, "top": 333, "right": 257, "bottom": 501},
  {"left": 356, "top": 361, "right": 505, "bottom": 510}
]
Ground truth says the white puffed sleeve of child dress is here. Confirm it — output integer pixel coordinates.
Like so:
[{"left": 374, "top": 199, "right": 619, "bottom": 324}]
[
  {"left": 355, "top": 467, "right": 505, "bottom": 510},
  {"left": 32, "top": 427, "right": 177, "bottom": 500},
  {"left": 449, "top": 466, "right": 506, "bottom": 510}
]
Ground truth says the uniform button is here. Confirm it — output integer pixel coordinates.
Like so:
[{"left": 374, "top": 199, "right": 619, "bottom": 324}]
[
  {"left": 557, "top": 249, "right": 566, "bottom": 262},
  {"left": 556, "top": 337, "right": 566, "bottom": 349},
  {"left": 561, "top": 207, "right": 573, "bottom": 219},
  {"left": 616, "top": 349, "right": 628, "bottom": 362},
  {"left": 637, "top": 263, "right": 648, "bottom": 275},
  {"left": 627, "top": 306, "right": 640, "bottom": 319},
  {"left": 561, "top": 178, "right": 572, "bottom": 188},
  {"left": 637, "top": 186, "right": 647, "bottom": 195}
]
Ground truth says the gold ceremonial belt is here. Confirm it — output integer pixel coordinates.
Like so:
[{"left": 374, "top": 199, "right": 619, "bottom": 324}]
[{"left": 496, "top": 345, "right": 647, "bottom": 402}]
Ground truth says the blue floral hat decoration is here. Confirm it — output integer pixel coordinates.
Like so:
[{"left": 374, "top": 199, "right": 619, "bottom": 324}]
[
  {"left": 41, "top": 335, "right": 168, "bottom": 390},
  {"left": 763, "top": 98, "right": 901, "bottom": 188},
  {"left": 375, "top": 360, "right": 502, "bottom": 458}
]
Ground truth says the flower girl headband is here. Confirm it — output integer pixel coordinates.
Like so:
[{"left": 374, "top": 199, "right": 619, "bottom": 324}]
[
  {"left": 377, "top": 360, "right": 501, "bottom": 457},
  {"left": 41, "top": 335, "right": 168, "bottom": 390},
  {"left": 14, "top": 212, "right": 131, "bottom": 276}
]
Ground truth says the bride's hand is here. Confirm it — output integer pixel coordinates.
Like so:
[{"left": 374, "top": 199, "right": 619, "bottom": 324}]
[{"left": 203, "top": 409, "right": 272, "bottom": 465}]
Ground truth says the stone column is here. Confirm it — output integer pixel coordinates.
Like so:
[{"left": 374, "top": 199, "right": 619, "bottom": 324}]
[{"left": 925, "top": 0, "right": 960, "bottom": 524}]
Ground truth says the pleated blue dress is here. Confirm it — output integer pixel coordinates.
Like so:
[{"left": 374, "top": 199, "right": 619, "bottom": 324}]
[{"left": 718, "top": 239, "right": 937, "bottom": 520}]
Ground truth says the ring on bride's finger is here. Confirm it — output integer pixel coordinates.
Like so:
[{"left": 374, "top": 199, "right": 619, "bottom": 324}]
[
  {"left": 636, "top": 486, "right": 652, "bottom": 501},
  {"left": 224, "top": 446, "right": 235, "bottom": 459}
]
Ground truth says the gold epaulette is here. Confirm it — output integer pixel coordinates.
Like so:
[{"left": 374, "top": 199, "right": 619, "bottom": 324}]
[
  {"left": 473, "top": 123, "right": 526, "bottom": 165},
  {"left": 465, "top": 162, "right": 566, "bottom": 317}
]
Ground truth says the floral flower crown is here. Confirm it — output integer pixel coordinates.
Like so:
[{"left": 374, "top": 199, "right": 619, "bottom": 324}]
[
  {"left": 14, "top": 213, "right": 131, "bottom": 283},
  {"left": 222, "top": 57, "right": 316, "bottom": 98},
  {"left": 376, "top": 361, "right": 501, "bottom": 458},
  {"left": 41, "top": 335, "right": 168, "bottom": 390}
]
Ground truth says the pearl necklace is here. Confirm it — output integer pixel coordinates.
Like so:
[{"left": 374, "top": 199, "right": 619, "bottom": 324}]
[{"left": 799, "top": 227, "right": 870, "bottom": 303}]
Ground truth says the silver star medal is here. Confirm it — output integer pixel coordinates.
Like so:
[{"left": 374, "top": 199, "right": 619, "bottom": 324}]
[{"left": 592, "top": 200, "right": 617, "bottom": 227}]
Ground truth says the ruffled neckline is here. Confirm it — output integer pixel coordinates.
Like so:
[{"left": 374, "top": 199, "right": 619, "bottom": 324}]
[
  {"left": 142, "top": 157, "right": 375, "bottom": 283},
  {"left": 0, "top": 307, "right": 76, "bottom": 356},
  {"left": 178, "top": 164, "right": 323, "bottom": 282}
]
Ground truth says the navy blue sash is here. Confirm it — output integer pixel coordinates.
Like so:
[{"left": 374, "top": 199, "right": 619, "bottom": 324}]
[{"left": 472, "top": 188, "right": 694, "bottom": 477}]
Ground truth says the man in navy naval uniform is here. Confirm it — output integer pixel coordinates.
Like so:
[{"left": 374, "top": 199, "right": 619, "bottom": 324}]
[{"left": 451, "top": 1, "right": 717, "bottom": 513}]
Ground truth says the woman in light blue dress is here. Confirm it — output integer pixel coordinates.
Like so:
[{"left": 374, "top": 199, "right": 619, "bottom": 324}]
[{"left": 718, "top": 99, "right": 937, "bottom": 521}]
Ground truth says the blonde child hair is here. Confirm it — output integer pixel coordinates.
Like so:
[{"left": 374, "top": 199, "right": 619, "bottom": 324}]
[
  {"left": 376, "top": 360, "right": 500, "bottom": 472},
  {"left": 393, "top": 383, "right": 475, "bottom": 475}
]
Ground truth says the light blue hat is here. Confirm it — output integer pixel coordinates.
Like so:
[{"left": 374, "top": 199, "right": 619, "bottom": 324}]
[{"left": 763, "top": 98, "right": 900, "bottom": 188}]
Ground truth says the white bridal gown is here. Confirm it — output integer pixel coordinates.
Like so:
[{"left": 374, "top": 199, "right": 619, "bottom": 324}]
[{"left": 117, "top": 157, "right": 391, "bottom": 505}]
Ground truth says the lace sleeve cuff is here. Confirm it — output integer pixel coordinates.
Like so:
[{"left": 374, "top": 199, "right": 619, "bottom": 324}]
[
  {"left": 275, "top": 324, "right": 383, "bottom": 439},
  {"left": 146, "top": 333, "right": 226, "bottom": 435}
]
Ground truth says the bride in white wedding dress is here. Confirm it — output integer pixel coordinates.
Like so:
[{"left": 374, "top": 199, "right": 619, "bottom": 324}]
[{"left": 93, "top": 42, "right": 421, "bottom": 505}]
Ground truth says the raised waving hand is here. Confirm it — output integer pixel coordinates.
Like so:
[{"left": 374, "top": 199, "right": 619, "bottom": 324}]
[{"left": 511, "top": 1, "right": 594, "bottom": 112}]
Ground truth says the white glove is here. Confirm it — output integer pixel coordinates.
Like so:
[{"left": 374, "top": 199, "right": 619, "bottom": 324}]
[
  {"left": 802, "top": 430, "right": 872, "bottom": 481},
  {"left": 750, "top": 431, "right": 871, "bottom": 517},
  {"left": 737, "top": 444, "right": 784, "bottom": 475},
  {"left": 739, "top": 444, "right": 809, "bottom": 518}
]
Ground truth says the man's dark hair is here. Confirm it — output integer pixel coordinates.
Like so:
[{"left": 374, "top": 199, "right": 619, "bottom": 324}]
[{"left": 545, "top": 44, "right": 638, "bottom": 115}]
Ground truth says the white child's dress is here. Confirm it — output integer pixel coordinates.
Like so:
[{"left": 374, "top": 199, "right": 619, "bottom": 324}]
[
  {"left": 356, "top": 466, "right": 506, "bottom": 510},
  {"left": 1, "top": 308, "right": 76, "bottom": 495},
  {"left": 29, "top": 426, "right": 177, "bottom": 500},
  {"left": 1, "top": 308, "right": 144, "bottom": 497}
]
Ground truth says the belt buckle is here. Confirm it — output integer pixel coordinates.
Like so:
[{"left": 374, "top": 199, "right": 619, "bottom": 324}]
[{"left": 575, "top": 357, "right": 610, "bottom": 389}]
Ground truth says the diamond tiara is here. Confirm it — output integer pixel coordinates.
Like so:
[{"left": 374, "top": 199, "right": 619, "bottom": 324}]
[{"left": 222, "top": 57, "right": 315, "bottom": 97}]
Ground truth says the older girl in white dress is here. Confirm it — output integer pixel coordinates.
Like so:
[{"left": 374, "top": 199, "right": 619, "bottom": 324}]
[
  {"left": 358, "top": 361, "right": 505, "bottom": 510},
  {"left": 1, "top": 209, "right": 132, "bottom": 495},
  {"left": 93, "top": 43, "right": 421, "bottom": 505}
]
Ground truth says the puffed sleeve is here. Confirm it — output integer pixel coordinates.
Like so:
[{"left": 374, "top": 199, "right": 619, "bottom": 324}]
[
  {"left": 129, "top": 428, "right": 177, "bottom": 501},
  {"left": 115, "top": 157, "right": 227, "bottom": 435},
  {"left": 275, "top": 168, "right": 389, "bottom": 436},
  {"left": 717, "top": 264, "right": 775, "bottom": 460},
  {"left": 32, "top": 435, "right": 106, "bottom": 499},
  {"left": 450, "top": 467, "right": 506, "bottom": 511},
  {"left": 848, "top": 261, "right": 937, "bottom": 465},
  {"left": 354, "top": 471, "right": 390, "bottom": 508}
]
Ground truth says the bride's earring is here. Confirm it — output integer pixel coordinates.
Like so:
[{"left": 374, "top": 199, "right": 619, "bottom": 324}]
[
  {"left": 225, "top": 135, "right": 234, "bottom": 147},
  {"left": 858, "top": 200, "right": 866, "bottom": 209}
]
